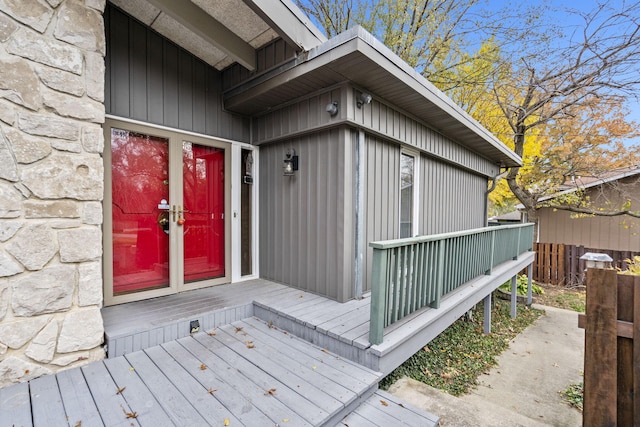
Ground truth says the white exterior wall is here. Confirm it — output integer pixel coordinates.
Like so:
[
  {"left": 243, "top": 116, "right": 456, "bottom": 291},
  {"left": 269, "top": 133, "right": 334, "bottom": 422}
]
[{"left": 0, "top": 0, "right": 106, "bottom": 387}]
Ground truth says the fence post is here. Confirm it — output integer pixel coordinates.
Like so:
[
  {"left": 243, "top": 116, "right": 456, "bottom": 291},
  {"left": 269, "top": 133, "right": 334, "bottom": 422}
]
[
  {"left": 369, "top": 248, "right": 388, "bottom": 345},
  {"left": 510, "top": 275, "right": 517, "bottom": 318},
  {"left": 583, "top": 268, "right": 617, "bottom": 426},
  {"left": 527, "top": 263, "right": 533, "bottom": 306}
]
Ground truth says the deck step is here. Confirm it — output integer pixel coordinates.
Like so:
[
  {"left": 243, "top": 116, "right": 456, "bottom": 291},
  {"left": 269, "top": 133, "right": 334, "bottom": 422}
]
[
  {"left": 1, "top": 316, "right": 385, "bottom": 427},
  {"left": 335, "top": 390, "right": 440, "bottom": 426}
]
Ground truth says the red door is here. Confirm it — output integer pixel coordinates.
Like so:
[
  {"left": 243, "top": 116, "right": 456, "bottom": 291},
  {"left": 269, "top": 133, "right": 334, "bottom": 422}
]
[
  {"left": 108, "top": 125, "right": 226, "bottom": 302},
  {"left": 182, "top": 142, "right": 225, "bottom": 282}
]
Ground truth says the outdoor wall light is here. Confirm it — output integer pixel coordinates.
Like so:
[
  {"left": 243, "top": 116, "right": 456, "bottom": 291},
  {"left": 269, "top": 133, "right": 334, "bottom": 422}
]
[
  {"left": 326, "top": 101, "right": 339, "bottom": 116},
  {"left": 357, "top": 92, "right": 372, "bottom": 108},
  {"left": 283, "top": 148, "right": 298, "bottom": 176}
]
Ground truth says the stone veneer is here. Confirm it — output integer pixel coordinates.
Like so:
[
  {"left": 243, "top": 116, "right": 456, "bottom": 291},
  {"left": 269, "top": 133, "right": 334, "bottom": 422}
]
[{"left": 0, "top": 0, "right": 106, "bottom": 387}]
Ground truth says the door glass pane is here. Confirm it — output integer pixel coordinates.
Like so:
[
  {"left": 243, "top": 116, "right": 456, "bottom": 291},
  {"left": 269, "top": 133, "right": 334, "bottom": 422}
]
[
  {"left": 111, "top": 129, "right": 170, "bottom": 295},
  {"left": 400, "top": 153, "right": 414, "bottom": 238},
  {"left": 183, "top": 142, "right": 225, "bottom": 282}
]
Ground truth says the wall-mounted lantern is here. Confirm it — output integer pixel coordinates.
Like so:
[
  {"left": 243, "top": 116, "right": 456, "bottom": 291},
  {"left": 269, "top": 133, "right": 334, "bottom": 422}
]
[
  {"left": 283, "top": 148, "right": 298, "bottom": 176},
  {"left": 580, "top": 252, "right": 613, "bottom": 269},
  {"left": 326, "top": 101, "right": 339, "bottom": 116},
  {"left": 357, "top": 92, "right": 372, "bottom": 108}
]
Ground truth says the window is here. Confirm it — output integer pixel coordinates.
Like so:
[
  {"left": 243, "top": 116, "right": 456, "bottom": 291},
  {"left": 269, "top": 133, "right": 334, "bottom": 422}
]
[{"left": 400, "top": 152, "right": 415, "bottom": 238}]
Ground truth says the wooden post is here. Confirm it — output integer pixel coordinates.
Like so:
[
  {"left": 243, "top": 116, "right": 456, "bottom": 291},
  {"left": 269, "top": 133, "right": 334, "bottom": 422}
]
[
  {"left": 430, "top": 240, "right": 445, "bottom": 309},
  {"left": 483, "top": 293, "right": 492, "bottom": 335},
  {"left": 583, "top": 268, "right": 617, "bottom": 426}
]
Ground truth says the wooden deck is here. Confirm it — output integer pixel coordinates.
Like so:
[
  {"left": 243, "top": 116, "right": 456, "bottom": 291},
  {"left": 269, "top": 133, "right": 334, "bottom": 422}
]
[{"left": 0, "top": 316, "right": 438, "bottom": 426}]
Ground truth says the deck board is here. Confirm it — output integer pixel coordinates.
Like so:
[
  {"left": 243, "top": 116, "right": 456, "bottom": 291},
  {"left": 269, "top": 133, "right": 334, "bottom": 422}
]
[
  {"left": 238, "top": 317, "right": 379, "bottom": 386},
  {"left": 56, "top": 367, "right": 103, "bottom": 426},
  {"left": 0, "top": 382, "right": 32, "bottom": 427},
  {"left": 103, "top": 356, "right": 174, "bottom": 425},
  {"left": 123, "top": 350, "right": 212, "bottom": 426},
  {"left": 29, "top": 374, "right": 68, "bottom": 426},
  {"left": 212, "top": 327, "right": 342, "bottom": 420},
  {"left": 174, "top": 337, "right": 311, "bottom": 426}
]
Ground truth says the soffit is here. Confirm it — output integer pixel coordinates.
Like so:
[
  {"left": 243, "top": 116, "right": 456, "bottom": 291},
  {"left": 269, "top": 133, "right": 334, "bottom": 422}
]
[
  {"left": 224, "top": 27, "right": 521, "bottom": 168},
  {"left": 108, "top": 0, "right": 325, "bottom": 71}
]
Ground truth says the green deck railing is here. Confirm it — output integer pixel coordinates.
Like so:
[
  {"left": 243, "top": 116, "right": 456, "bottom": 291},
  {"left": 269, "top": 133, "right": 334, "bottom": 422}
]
[{"left": 369, "top": 223, "right": 534, "bottom": 344}]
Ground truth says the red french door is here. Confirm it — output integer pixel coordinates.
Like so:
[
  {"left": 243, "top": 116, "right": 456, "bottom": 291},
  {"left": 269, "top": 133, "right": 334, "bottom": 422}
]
[{"left": 106, "top": 121, "right": 228, "bottom": 304}]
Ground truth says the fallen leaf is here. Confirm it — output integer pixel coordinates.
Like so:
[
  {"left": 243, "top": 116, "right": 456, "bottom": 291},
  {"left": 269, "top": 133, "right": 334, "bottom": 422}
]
[
  {"left": 423, "top": 345, "right": 430, "bottom": 352},
  {"left": 122, "top": 407, "right": 138, "bottom": 419},
  {"left": 246, "top": 343, "right": 255, "bottom": 349},
  {"left": 200, "top": 364, "right": 207, "bottom": 370},
  {"left": 129, "top": 367, "right": 135, "bottom": 371},
  {"left": 235, "top": 327, "right": 243, "bottom": 333},
  {"left": 312, "top": 365, "right": 317, "bottom": 370},
  {"left": 282, "top": 419, "right": 290, "bottom": 423},
  {"left": 74, "top": 422, "right": 82, "bottom": 427},
  {"left": 298, "top": 295, "right": 304, "bottom": 298},
  {"left": 223, "top": 418, "right": 230, "bottom": 426},
  {"left": 208, "top": 330, "right": 217, "bottom": 336},
  {"left": 380, "top": 400, "right": 388, "bottom": 406},
  {"left": 321, "top": 349, "right": 329, "bottom": 354},
  {"left": 116, "top": 386, "right": 126, "bottom": 395},
  {"left": 398, "top": 403, "right": 405, "bottom": 408},
  {"left": 208, "top": 388, "right": 217, "bottom": 394},
  {"left": 24, "top": 369, "right": 30, "bottom": 375},
  {"left": 265, "top": 388, "right": 277, "bottom": 396}
]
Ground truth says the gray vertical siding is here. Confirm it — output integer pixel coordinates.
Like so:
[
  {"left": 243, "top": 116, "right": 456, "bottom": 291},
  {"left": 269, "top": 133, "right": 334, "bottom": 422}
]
[
  {"left": 362, "top": 135, "right": 400, "bottom": 293},
  {"left": 419, "top": 156, "right": 487, "bottom": 235},
  {"left": 361, "top": 135, "right": 488, "bottom": 293},
  {"left": 222, "top": 38, "right": 298, "bottom": 90},
  {"left": 258, "top": 128, "right": 354, "bottom": 302},
  {"left": 104, "top": 4, "right": 250, "bottom": 142}
]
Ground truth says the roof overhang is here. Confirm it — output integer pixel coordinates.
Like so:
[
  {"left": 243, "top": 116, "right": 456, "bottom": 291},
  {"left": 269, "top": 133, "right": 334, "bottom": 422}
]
[
  {"left": 108, "top": 0, "right": 326, "bottom": 71},
  {"left": 224, "top": 26, "right": 521, "bottom": 168}
]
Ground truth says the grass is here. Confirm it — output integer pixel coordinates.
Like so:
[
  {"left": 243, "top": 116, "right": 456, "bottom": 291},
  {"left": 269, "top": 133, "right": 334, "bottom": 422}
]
[
  {"left": 535, "top": 283, "right": 585, "bottom": 312},
  {"left": 379, "top": 298, "right": 543, "bottom": 395},
  {"left": 561, "top": 381, "right": 584, "bottom": 411}
]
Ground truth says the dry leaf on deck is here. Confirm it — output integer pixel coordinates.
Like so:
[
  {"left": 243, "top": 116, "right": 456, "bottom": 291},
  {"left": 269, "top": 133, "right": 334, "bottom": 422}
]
[
  {"left": 208, "top": 388, "right": 217, "bottom": 394},
  {"left": 235, "top": 327, "right": 243, "bottom": 333},
  {"left": 380, "top": 400, "right": 388, "bottom": 406},
  {"left": 116, "top": 386, "right": 126, "bottom": 395},
  {"left": 264, "top": 388, "right": 277, "bottom": 396},
  {"left": 200, "top": 364, "right": 207, "bottom": 370}
]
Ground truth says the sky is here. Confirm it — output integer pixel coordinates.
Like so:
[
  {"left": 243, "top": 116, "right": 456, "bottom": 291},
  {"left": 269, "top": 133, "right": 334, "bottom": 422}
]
[
  {"left": 476, "top": 0, "right": 640, "bottom": 144},
  {"left": 301, "top": 0, "right": 640, "bottom": 146}
]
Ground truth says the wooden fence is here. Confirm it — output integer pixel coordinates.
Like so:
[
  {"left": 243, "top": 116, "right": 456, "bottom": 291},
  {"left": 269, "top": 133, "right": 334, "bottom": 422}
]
[
  {"left": 532, "top": 243, "right": 639, "bottom": 286},
  {"left": 578, "top": 269, "right": 640, "bottom": 426}
]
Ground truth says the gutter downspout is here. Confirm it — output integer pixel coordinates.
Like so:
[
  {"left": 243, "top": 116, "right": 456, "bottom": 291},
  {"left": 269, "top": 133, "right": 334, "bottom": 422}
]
[
  {"left": 485, "top": 168, "right": 508, "bottom": 226},
  {"left": 354, "top": 130, "right": 365, "bottom": 299}
]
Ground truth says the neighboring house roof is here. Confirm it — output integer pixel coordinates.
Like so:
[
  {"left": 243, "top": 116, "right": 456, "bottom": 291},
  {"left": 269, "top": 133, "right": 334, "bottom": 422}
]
[
  {"left": 534, "top": 165, "right": 640, "bottom": 205},
  {"left": 109, "top": 0, "right": 326, "bottom": 71},
  {"left": 225, "top": 26, "right": 522, "bottom": 168},
  {"left": 489, "top": 211, "right": 522, "bottom": 222}
]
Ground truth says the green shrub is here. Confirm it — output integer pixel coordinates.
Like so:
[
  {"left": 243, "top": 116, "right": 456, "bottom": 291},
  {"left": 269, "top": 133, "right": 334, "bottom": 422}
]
[{"left": 499, "top": 274, "right": 544, "bottom": 296}]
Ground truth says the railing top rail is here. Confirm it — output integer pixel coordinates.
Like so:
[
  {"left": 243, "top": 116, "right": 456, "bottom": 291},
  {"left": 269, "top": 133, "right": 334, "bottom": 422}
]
[{"left": 369, "top": 222, "right": 534, "bottom": 250}]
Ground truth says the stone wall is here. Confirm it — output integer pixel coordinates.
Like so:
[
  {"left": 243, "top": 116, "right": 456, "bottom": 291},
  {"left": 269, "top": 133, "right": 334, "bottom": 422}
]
[{"left": 0, "top": 0, "right": 106, "bottom": 387}]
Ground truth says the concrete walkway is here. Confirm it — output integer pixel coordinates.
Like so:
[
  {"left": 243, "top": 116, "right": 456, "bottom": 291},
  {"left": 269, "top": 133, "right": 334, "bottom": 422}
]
[{"left": 388, "top": 305, "right": 584, "bottom": 426}]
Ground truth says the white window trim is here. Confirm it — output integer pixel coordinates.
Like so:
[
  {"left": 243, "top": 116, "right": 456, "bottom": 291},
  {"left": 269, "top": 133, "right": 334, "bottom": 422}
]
[{"left": 400, "top": 147, "right": 420, "bottom": 237}]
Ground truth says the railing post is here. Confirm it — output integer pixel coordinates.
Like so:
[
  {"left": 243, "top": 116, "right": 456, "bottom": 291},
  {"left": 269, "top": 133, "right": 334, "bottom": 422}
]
[
  {"left": 430, "top": 239, "right": 445, "bottom": 309},
  {"left": 515, "top": 226, "right": 521, "bottom": 260},
  {"left": 369, "top": 248, "right": 388, "bottom": 345}
]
